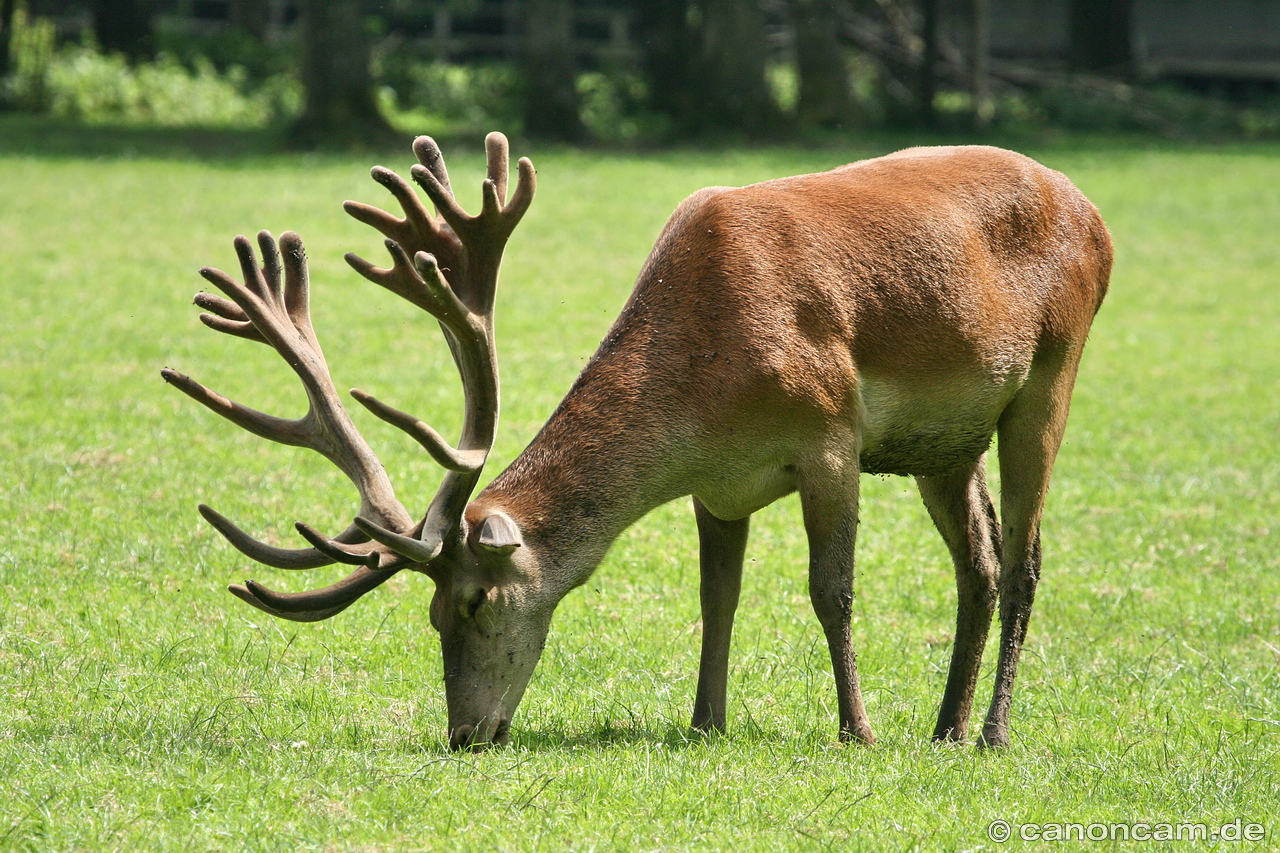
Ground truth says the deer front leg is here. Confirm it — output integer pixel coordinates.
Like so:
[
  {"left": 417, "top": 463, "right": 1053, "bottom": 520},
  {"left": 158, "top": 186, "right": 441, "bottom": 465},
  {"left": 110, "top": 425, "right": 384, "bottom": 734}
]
[
  {"left": 916, "top": 459, "right": 1001, "bottom": 743},
  {"left": 690, "top": 498, "right": 749, "bottom": 735},
  {"left": 799, "top": 460, "right": 875, "bottom": 745}
]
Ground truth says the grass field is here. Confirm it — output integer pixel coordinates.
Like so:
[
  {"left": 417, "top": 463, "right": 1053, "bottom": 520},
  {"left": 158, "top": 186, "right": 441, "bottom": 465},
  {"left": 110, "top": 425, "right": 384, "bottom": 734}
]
[{"left": 1, "top": 119, "right": 1278, "bottom": 850}]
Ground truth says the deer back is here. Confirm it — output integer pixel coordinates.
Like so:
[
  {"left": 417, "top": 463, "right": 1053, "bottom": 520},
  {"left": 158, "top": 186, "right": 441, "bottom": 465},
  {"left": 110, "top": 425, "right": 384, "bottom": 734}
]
[{"left": 481, "top": 145, "right": 1111, "bottom": 539}]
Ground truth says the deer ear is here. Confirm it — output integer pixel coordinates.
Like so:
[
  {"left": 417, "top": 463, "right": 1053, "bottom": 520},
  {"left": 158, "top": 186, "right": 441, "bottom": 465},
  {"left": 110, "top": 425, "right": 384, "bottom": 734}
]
[{"left": 473, "top": 511, "right": 523, "bottom": 556}]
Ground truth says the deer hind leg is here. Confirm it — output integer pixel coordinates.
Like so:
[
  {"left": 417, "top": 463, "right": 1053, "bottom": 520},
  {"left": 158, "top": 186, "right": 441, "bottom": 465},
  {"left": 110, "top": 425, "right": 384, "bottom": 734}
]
[
  {"left": 798, "top": 458, "right": 875, "bottom": 745},
  {"left": 690, "top": 497, "right": 750, "bottom": 735},
  {"left": 916, "top": 457, "right": 1001, "bottom": 742},
  {"left": 980, "top": 355, "right": 1080, "bottom": 748}
]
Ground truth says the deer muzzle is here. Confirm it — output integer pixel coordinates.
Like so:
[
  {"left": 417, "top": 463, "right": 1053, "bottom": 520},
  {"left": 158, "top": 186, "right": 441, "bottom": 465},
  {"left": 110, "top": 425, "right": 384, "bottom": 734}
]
[{"left": 448, "top": 716, "right": 512, "bottom": 751}]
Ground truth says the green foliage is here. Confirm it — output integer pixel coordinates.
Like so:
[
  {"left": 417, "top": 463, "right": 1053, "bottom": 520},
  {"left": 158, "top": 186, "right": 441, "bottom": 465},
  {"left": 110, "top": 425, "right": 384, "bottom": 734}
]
[
  {"left": 0, "top": 128, "right": 1277, "bottom": 849},
  {"left": 7, "top": 3, "right": 1277, "bottom": 143},
  {"left": 1, "top": 5, "right": 55, "bottom": 110},
  {"left": 2, "top": 12, "right": 300, "bottom": 127},
  {"left": 154, "top": 25, "right": 297, "bottom": 85},
  {"left": 377, "top": 59, "right": 668, "bottom": 144},
  {"left": 379, "top": 59, "right": 522, "bottom": 137},
  {"left": 577, "top": 70, "right": 669, "bottom": 143},
  {"left": 41, "top": 50, "right": 298, "bottom": 127},
  {"left": 1009, "top": 80, "right": 1280, "bottom": 139}
]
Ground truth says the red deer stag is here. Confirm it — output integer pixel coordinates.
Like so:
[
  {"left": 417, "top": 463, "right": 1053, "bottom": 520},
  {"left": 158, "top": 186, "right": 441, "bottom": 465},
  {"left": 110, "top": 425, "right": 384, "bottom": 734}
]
[{"left": 163, "top": 133, "right": 1110, "bottom": 750}]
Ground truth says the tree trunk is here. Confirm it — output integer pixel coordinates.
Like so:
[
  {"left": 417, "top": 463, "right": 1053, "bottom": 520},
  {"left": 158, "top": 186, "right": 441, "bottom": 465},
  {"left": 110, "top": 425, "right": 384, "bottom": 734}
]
[
  {"left": 523, "top": 0, "right": 587, "bottom": 141},
  {"left": 638, "top": 0, "right": 699, "bottom": 123},
  {"left": 641, "top": 0, "right": 784, "bottom": 137},
  {"left": 289, "top": 0, "right": 400, "bottom": 149},
  {"left": 90, "top": 0, "right": 154, "bottom": 62},
  {"left": 791, "top": 0, "right": 857, "bottom": 128},
  {"left": 917, "top": 0, "right": 940, "bottom": 128},
  {"left": 692, "top": 0, "right": 778, "bottom": 134},
  {"left": 228, "top": 0, "right": 271, "bottom": 42},
  {"left": 1068, "top": 0, "right": 1133, "bottom": 75},
  {"left": 639, "top": 0, "right": 779, "bottom": 136},
  {"left": 0, "top": 0, "right": 16, "bottom": 79},
  {"left": 969, "top": 0, "right": 992, "bottom": 126}
]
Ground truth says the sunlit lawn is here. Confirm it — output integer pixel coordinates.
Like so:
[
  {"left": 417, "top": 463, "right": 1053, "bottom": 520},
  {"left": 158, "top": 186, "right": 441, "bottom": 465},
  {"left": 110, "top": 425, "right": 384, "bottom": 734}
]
[{"left": 1, "top": 119, "right": 1277, "bottom": 850}]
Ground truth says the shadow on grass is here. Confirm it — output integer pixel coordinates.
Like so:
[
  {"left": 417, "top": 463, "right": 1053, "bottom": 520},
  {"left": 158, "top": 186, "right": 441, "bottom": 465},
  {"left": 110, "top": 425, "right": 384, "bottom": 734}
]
[
  {"left": 6, "top": 113, "right": 1249, "bottom": 166},
  {"left": 502, "top": 712, "right": 835, "bottom": 754},
  {"left": 0, "top": 115, "right": 280, "bottom": 160},
  {"left": 0, "top": 115, "right": 426, "bottom": 161},
  {"left": 511, "top": 723, "right": 717, "bottom": 753}
]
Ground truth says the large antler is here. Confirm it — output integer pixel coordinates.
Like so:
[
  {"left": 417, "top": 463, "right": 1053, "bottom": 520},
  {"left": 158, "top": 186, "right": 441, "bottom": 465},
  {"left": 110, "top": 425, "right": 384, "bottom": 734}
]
[
  {"left": 343, "top": 132, "right": 535, "bottom": 560},
  {"left": 164, "top": 133, "right": 536, "bottom": 621}
]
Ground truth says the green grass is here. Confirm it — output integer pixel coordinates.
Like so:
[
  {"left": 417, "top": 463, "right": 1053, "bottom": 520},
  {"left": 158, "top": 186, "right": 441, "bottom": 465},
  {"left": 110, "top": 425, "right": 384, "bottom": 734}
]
[{"left": 1, "top": 120, "right": 1278, "bottom": 850}]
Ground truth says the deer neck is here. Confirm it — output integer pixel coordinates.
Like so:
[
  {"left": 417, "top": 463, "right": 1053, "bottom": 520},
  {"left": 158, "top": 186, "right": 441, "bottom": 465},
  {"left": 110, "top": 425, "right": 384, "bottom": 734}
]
[{"left": 475, "top": 348, "right": 690, "bottom": 587}]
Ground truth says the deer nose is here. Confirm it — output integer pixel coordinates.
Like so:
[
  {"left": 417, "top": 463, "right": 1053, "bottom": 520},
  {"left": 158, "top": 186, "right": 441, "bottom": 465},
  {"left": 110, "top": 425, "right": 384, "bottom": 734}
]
[
  {"left": 448, "top": 724, "right": 478, "bottom": 751},
  {"left": 448, "top": 717, "right": 511, "bottom": 751}
]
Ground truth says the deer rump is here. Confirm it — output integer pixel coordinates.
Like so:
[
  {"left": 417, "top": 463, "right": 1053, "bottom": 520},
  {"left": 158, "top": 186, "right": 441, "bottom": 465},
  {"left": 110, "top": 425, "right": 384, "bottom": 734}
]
[{"left": 167, "top": 138, "right": 1110, "bottom": 750}]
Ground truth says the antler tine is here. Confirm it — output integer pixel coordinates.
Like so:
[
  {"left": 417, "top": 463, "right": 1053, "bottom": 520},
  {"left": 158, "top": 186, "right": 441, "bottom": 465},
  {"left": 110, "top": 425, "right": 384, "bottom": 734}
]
[
  {"left": 295, "top": 521, "right": 402, "bottom": 567},
  {"left": 229, "top": 584, "right": 353, "bottom": 622},
  {"left": 409, "top": 161, "right": 471, "bottom": 243},
  {"left": 228, "top": 563, "right": 400, "bottom": 623},
  {"left": 199, "top": 504, "right": 368, "bottom": 570},
  {"left": 194, "top": 291, "right": 265, "bottom": 344},
  {"left": 485, "top": 131, "right": 510, "bottom": 206},
  {"left": 161, "top": 367, "right": 309, "bottom": 447},
  {"left": 413, "top": 135, "right": 453, "bottom": 199},
  {"left": 507, "top": 157, "right": 538, "bottom": 222},
  {"left": 349, "top": 387, "right": 486, "bottom": 474}
]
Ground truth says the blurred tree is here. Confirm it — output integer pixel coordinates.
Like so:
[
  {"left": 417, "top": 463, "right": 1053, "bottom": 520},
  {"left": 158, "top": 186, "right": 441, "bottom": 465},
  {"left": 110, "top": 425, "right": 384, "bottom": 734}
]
[
  {"left": 968, "top": 0, "right": 992, "bottom": 126},
  {"left": 90, "top": 0, "right": 154, "bottom": 61},
  {"left": 830, "top": 0, "right": 930, "bottom": 125},
  {"left": 523, "top": 0, "right": 587, "bottom": 141},
  {"left": 639, "top": 0, "right": 699, "bottom": 125},
  {"left": 214, "top": 0, "right": 279, "bottom": 81},
  {"left": 696, "top": 0, "right": 778, "bottom": 132},
  {"left": 917, "top": 0, "right": 939, "bottom": 127},
  {"left": 228, "top": 0, "right": 270, "bottom": 42},
  {"left": 290, "top": 0, "right": 400, "bottom": 148},
  {"left": 791, "top": 0, "right": 857, "bottom": 127},
  {"left": 0, "top": 0, "right": 15, "bottom": 79},
  {"left": 640, "top": 0, "right": 778, "bottom": 135},
  {"left": 1068, "top": 0, "right": 1133, "bottom": 74}
]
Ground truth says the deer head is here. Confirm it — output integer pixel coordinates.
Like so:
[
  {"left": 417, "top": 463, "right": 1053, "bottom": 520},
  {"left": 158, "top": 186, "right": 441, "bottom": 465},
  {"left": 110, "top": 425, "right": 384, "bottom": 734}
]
[{"left": 165, "top": 133, "right": 539, "bottom": 747}]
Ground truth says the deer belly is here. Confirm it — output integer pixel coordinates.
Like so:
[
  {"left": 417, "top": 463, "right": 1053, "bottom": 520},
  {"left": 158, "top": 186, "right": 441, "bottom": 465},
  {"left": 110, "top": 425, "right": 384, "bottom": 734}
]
[
  {"left": 858, "top": 423, "right": 995, "bottom": 476},
  {"left": 694, "top": 464, "right": 798, "bottom": 521},
  {"left": 856, "top": 375, "right": 1010, "bottom": 477}
]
